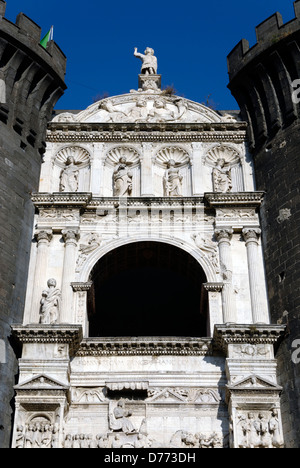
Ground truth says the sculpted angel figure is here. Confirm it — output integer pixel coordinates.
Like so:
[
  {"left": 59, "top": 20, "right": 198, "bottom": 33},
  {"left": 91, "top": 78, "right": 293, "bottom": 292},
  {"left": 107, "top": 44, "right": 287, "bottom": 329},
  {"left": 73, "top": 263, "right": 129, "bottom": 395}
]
[
  {"left": 39, "top": 278, "right": 61, "bottom": 325},
  {"left": 59, "top": 155, "right": 79, "bottom": 192},
  {"left": 113, "top": 157, "right": 133, "bottom": 197},
  {"left": 163, "top": 159, "right": 183, "bottom": 197},
  {"left": 134, "top": 47, "right": 158, "bottom": 75},
  {"left": 212, "top": 158, "right": 232, "bottom": 193}
]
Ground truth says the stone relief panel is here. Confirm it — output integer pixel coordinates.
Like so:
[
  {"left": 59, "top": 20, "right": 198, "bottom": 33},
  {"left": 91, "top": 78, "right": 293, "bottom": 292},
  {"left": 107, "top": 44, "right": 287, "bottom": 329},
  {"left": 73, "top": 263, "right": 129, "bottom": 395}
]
[
  {"left": 235, "top": 410, "right": 284, "bottom": 449},
  {"left": 52, "top": 146, "right": 91, "bottom": 193}
]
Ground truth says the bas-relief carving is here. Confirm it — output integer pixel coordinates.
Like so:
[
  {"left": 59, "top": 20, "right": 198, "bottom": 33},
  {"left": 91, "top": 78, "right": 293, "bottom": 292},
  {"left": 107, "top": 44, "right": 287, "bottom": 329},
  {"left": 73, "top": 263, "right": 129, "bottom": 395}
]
[
  {"left": 39, "top": 279, "right": 61, "bottom": 325},
  {"left": 16, "top": 419, "right": 60, "bottom": 449},
  {"left": 76, "top": 233, "right": 102, "bottom": 271},
  {"left": 236, "top": 410, "right": 284, "bottom": 449},
  {"left": 191, "top": 233, "right": 220, "bottom": 273}
]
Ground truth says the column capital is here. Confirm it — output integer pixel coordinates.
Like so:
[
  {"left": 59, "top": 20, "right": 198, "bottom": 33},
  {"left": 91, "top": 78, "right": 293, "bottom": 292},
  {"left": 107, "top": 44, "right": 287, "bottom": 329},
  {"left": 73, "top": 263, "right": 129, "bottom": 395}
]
[
  {"left": 242, "top": 227, "right": 261, "bottom": 244},
  {"left": 215, "top": 228, "right": 234, "bottom": 243},
  {"left": 34, "top": 229, "right": 53, "bottom": 244},
  {"left": 62, "top": 229, "right": 80, "bottom": 245}
]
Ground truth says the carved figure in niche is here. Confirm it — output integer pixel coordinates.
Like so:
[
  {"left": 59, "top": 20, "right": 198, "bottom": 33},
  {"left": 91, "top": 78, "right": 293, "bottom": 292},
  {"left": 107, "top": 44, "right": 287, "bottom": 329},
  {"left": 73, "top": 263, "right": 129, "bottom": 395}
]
[
  {"left": 163, "top": 159, "right": 183, "bottom": 197},
  {"left": 134, "top": 47, "right": 158, "bottom": 75},
  {"left": 110, "top": 400, "right": 136, "bottom": 434},
  {"left": 59, "top": 154, "right": 79, "bottom": 192},
  {"left": 113, "top": 157, "right": 133, "bottom": 197},
  {"left": 39, "top": 279, "right": 61, "bottom": 325},
  {"left": 212, "top": 158, "right": 232, "bottom": 193}
]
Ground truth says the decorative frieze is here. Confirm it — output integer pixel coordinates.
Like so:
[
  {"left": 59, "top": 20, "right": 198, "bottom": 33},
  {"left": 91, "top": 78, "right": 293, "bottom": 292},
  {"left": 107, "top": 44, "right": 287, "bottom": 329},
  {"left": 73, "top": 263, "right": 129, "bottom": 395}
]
[{"left": 77, "top": 337, "right": 215, "bottom": 357}]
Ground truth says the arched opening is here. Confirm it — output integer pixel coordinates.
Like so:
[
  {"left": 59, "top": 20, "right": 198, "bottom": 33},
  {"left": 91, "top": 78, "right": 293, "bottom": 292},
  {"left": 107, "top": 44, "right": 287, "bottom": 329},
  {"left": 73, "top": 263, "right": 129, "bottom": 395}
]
[{"left": 87, "top": 241, "right": 208, "bottom": 337}]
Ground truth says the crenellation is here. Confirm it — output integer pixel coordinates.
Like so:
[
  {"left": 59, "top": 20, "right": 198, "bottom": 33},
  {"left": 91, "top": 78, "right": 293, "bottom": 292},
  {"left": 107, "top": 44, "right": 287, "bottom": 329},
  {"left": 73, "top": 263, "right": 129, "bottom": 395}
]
[{"left": 15, "top": 13, "right": 42, "bottom": 42}]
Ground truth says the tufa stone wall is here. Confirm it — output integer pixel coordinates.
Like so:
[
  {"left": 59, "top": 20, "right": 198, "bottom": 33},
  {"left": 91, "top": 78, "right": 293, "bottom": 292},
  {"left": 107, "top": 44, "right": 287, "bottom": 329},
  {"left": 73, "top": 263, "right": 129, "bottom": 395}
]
[
  {"left": 227, "top": 0, "right": 300, "bottom": 448},
  {"left": 0, "top": 0, "right": 66, "bottom": 448}
]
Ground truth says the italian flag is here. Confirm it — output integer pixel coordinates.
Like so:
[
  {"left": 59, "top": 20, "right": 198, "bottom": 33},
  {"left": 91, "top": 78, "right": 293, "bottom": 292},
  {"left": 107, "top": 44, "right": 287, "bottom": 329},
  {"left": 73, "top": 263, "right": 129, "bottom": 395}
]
[{"left": 40, "top": 26, "right": 54, "bottom": 48}]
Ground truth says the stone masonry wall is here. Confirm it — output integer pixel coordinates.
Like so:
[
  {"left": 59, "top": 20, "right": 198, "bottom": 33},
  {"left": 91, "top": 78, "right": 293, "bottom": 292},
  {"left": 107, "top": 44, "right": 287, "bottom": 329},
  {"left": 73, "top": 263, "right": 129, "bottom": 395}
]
[
  {"left": 227, "top": 1, "right": 300, "bottom": 447},
  {"left": 0, "top": 1, "right": 66, "bottom": 447}
]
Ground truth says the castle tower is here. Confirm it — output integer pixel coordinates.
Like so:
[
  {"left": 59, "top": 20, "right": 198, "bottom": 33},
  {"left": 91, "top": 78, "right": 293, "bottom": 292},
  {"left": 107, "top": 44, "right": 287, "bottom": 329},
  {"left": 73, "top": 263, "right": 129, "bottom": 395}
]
[
  {"left": 227, "top": 1, "right": 300, "bottom": 448},
  {"left": 0, "top": 1, "right": 66, "bottom": 447}
]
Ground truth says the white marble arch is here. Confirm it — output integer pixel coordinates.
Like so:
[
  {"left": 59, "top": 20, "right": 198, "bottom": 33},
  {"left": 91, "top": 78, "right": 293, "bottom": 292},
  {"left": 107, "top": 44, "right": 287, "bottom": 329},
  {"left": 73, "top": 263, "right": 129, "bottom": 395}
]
[
  {"left": 75, "top": 235, "right": 220, "bottom": 337},
  {"left": 77, "top": 234, "right": 219, "bottom": 285}
]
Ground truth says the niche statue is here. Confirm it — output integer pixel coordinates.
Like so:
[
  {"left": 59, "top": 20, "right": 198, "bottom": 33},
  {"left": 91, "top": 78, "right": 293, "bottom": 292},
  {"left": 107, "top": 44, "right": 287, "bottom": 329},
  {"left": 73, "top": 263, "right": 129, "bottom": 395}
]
[
  {"left": 163, "top": 159, "right": 183, "bottom": 197},
  {"left": 39, "top": 279, "right": 61, "bottom": 325},
  {"left": 113, "top": 157, "right": 133, "bottom": 197},
  {"left": 212, "top": 158, "right": 232, "bottom": 193},
  {"left": 59, "top": 155, "right": 79, "bottom": 192}
]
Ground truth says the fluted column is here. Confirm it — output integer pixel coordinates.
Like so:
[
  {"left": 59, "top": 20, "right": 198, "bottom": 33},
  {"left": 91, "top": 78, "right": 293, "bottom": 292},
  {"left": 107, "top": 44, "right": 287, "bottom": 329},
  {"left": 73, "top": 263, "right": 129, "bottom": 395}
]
[
  {"left": 242, "top": 228, "right": 267, "bottom": 323},
  {"left": 31, "top": 230, "right": 53, "bottom": 323},
  {"left": 61, "top": 229, "right": 80, "bottom": 323},
  {"left": 215, "top": 228, "right": 236, "bottom": 323}
]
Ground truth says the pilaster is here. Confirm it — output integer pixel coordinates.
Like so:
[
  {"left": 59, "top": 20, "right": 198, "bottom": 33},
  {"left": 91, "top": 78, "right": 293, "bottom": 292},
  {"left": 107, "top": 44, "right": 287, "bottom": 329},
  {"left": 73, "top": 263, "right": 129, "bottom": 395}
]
[{"left": 214, "top": 324, "right": 286, "bottom": 448}]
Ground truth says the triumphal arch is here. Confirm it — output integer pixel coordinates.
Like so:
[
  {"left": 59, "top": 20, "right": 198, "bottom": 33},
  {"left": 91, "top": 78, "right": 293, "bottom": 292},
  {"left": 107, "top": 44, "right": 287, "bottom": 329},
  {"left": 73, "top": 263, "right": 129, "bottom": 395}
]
[{"left": 12, "top": 49, "right": 285, "bottom": 449}]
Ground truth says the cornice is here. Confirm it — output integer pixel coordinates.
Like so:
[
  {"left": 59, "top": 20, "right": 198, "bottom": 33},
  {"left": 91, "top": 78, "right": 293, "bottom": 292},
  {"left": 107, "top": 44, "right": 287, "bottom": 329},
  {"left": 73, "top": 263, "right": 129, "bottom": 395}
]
[
  {"left": 76, "top": 337, "right": 215, "bottom": 357},
  {"left": 32, "top": 192, "right": 92, "bottom": 208},
  {"left": 214, "top": 324, "right": 286, "bottom": 353},
  {"left": 12, "top": 324, "right": 83, "bottom": 355},
  {"left": 46, "top": 122, "right": 247, "bottom": 144},
  {"left": 204, "top": 192, "right": 265, "bottom": 207}
]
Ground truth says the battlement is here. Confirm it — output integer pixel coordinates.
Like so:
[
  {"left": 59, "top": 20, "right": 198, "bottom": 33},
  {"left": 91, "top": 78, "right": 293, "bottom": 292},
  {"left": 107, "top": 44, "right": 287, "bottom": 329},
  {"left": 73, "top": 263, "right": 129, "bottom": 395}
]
[
  {"left": 0, "top": 3, "right": 66, "bottom": 80},
  {"left": 0, "top": 1, "right": 67, "bottom": 154},
  {"left": 228, "top": 0, "right": 300, "bottom": 79}
]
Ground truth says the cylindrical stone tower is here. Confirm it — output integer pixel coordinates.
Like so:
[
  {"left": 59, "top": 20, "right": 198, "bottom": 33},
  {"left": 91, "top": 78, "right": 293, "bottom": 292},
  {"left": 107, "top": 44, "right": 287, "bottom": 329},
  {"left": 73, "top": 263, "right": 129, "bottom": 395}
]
[
  {"left": 227, "top": 0, "right": 300, "bottom": 448},
  {"left": 0, "top": 1, "right": 66, "bottom": 447}
]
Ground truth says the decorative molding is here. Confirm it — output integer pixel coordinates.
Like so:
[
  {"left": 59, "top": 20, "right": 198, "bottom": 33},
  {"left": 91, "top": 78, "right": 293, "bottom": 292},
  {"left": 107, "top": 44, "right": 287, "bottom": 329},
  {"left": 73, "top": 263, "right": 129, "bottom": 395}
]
[
  {"left": 77, "top": 337, "right": 214, "bottom": 357},
  {"left": 205, "top": 192, "right": 264, "bottom": 206},
  {"left": 71, "top": 282, "right": 93, "bottom": 292},
  {"left": 203, "top": 283, "right": 224, "bottom": 292},
  {"left": 32, "top": 193, "right": 92, "bottom": 207},
  {"left": 213, "top": 324, "right": 286, "bottom": 354},
  {"left": 12, "top": 325, "right": 83, "bottom": 356}
]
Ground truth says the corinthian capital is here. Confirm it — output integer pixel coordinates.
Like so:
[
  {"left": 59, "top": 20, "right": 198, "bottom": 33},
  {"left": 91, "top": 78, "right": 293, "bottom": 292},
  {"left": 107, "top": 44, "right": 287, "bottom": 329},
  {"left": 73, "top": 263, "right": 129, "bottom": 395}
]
[
  {"left": 215, "top": 228, "right": 234, "bottom": 243},
  {"left": 242, "top": 228, "right": 261, "bottom": 244},
  {"left": 62, "top": 229, "right": 80, "bottom": 244},
  {"left": 35, "top": 230, "right": 53, "bottom": 244}
]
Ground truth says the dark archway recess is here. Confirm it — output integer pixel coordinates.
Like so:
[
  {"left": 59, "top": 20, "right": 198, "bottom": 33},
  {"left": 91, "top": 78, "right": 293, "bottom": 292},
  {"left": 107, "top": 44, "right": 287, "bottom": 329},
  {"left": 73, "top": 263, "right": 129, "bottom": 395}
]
[{"left": 87, "top": 242, "right": 208, "bottom": 338}]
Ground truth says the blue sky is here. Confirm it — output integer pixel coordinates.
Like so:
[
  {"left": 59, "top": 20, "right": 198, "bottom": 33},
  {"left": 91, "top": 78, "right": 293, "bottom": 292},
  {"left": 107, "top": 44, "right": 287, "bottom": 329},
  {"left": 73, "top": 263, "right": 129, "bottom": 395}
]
[{"left": 4, "top": 0, "right": 298, "bottom": 110}]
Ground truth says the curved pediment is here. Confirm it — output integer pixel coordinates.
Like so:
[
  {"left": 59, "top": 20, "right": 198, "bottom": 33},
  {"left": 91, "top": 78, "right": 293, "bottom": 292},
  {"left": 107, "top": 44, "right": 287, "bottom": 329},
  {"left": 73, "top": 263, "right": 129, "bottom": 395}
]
[{"left": 53, "top": 94, "right": 230, "bottom": 125}]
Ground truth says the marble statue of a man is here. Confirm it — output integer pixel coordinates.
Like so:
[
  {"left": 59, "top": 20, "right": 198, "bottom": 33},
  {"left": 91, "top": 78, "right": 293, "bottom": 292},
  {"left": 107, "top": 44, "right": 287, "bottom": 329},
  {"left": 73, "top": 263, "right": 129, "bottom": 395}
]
[
  {"left": 163, "top": 159, "right": 183, "bottom": 197},
  {"left": 39, "top": 279, "right": 61, "bottom": 325},
  {"left": 113, "top": 157, "right": 133, "bottom": 197},
  {"left": 134, "top": 47, "right": 158, "bottom": 75},
  {"left": 59, "top": 155, "right": 79, "bottom": 192}
]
